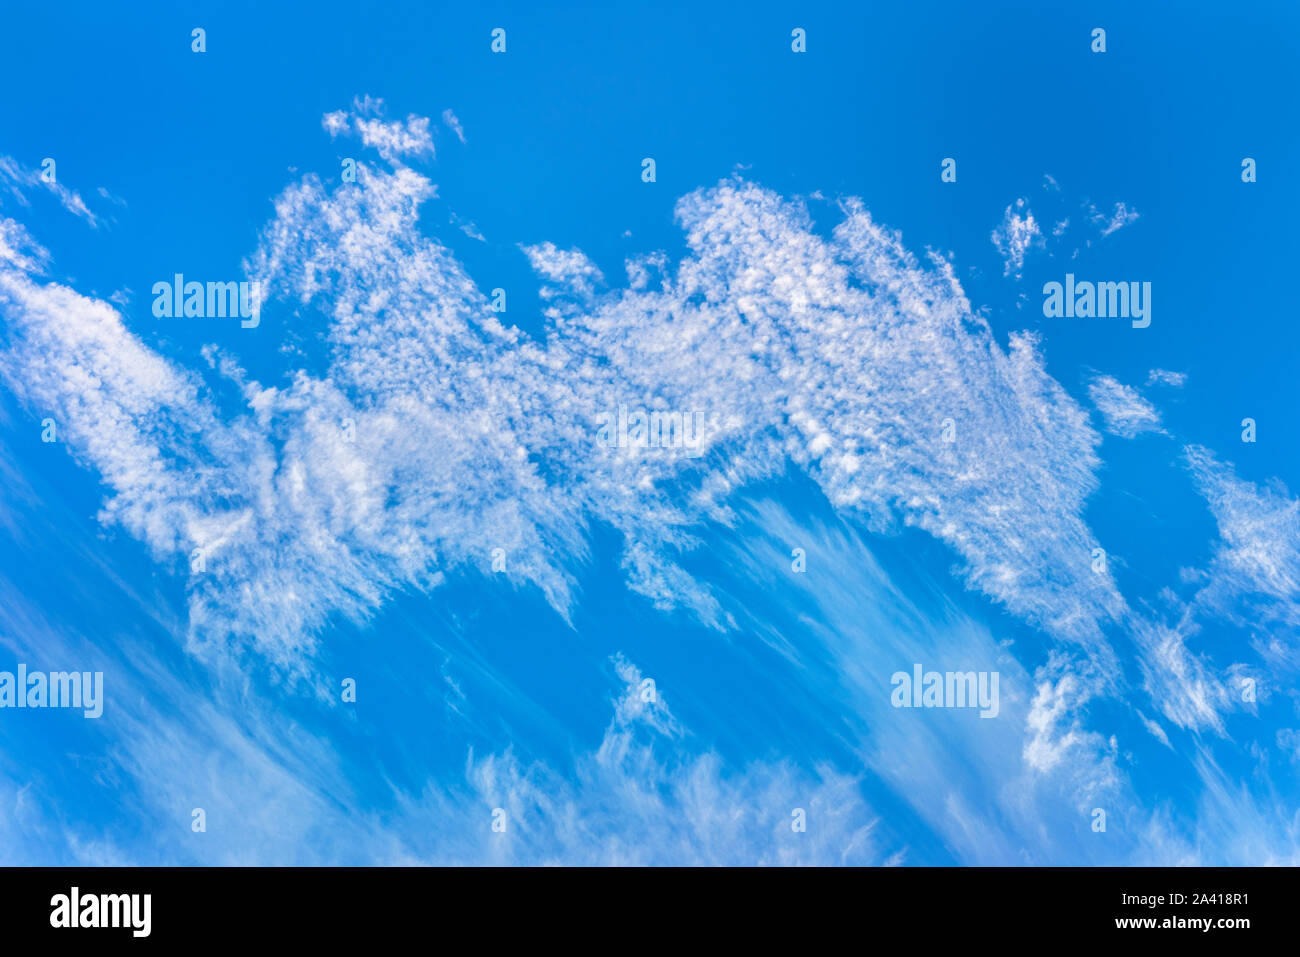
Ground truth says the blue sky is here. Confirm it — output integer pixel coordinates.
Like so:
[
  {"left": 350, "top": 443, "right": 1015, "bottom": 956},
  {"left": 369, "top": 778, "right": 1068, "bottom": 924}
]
[{"left": 0, "top": 0, "right": 1298, "bottom": 864}]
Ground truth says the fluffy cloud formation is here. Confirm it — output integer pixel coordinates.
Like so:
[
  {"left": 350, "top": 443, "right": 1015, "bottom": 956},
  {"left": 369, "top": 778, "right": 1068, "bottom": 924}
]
[
  {"left": 1010, "top": 179, "right": 1140, "bottom": 262},
  {"left": 1185, "top": 446, "right": 1300, "bottom": 638},
  {"left": 322, "top": 96, "right": 434, "bottom": 164},
  {"left": 1131, "top": 616, "right": 1233, "bottom": 735},
  {"left": 991, "top": 198, "right": 1043, "bottom": 278},
  {"left": 1122, "top": 447, "right": 1300, "bottom": 736},
  {"left": 0, "top": 106, "right": 1130, "bottom": 676},
  {"left": 0, "top": 156, "right": 101, "bottom": 228},
  {"left": 6, "top": 103, "right": 1298, "bottom": 867},
  {"left": 1087, "top": 374, "right": 1164, "bottom": 438},
  {"left": 1088, "top": 200, "right": 1140, "bottom": 237},
  {"left": 520, "top": 241, "right": 605, "bottom": 301},
  {"left": 1147, "top": 368, "right": 1186, "bottom": 388}
]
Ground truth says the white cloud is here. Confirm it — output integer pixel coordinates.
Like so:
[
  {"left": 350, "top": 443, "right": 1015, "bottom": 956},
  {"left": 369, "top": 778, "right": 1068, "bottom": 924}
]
[
  {"left": 722, "top": 501, "right": 1128, "bottom": 864},
  {"left": 1120, "top": 447, "right": 1300, "bottom": 736},
  {"left": 321, "top": 96, "right": 434, "bottom": 164},
  {"left": 5, "top": 107, "right": 1297, "bottom": 867},
  {"left": 1000, "top": 180, "right": 1138, "bottom": 261},
  {"left": 1184, "top": 446, "right": 1300, "bottom": 638},
  {"left": 1, "top": 582, "right": 881, "bottom": 864},
  {"left": 404, "top": 655, "right": 883, "bottom": 865},
  {"left": 0, "top": 122, "right": 1129, "bottom": 674},
  {"left": 1137, "top": 711, "right": 1173, "bottom": 748},
  {"left": 1147, "top": 368, "right": 1187, "bottom": 388},
  {"left": 1087, "top": 374, "right": 1164, "bottom": 438},
  {"left": 991, "top": 198, "right": 1043, "bottom": 278},
  {"left": 1088, "top": 200, "right": 1139, "bottom": 237},
  {"left": 441, "top": 108, "right": 466, "bottom": 144},
  {"left": 1023, "top": 653, "right": 1119, "bottom": 800},
  {"left": 0, "top": 155, "right": 102, "bottom": 228},
  {"left": 520, "top": 241, "right": 604, "bottom": 301},
  {"left": 450, "top": 213, "right": 484, "bottom": 241},
  {"left": 0, "top": 217, "right": 47, "bottom": 271},
  {"left": 1131, "top": 616, "right": 1232, "bottom": 734}
]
